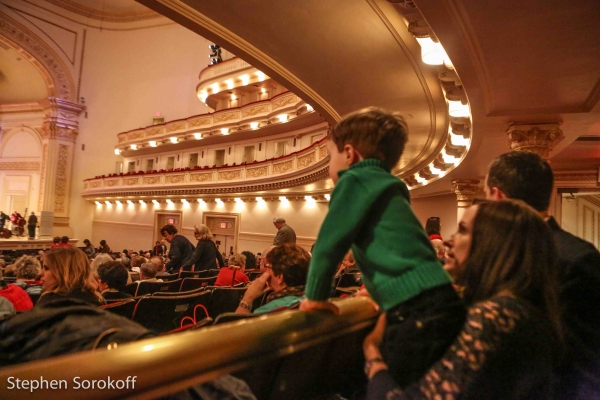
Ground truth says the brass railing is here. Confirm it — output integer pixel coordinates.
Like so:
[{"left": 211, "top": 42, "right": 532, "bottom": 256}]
[{"left": 0, "top": 297, "right": 378, "bottom": 400}]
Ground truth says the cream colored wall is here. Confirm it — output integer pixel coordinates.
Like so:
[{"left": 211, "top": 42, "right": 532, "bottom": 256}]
[
  {"left": 70, "top": 24, "right": 213, "bottom": 240},
  {"left": 410, "top": 193, "right": 458, "bottom": 241},
  {"left": 92, "top": 199, "right": 328, "bottom": 255}
]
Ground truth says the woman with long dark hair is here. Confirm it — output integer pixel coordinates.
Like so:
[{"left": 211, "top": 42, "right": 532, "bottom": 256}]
[{"left": 364, "top": 200, "right": 562, "bottom": 399}]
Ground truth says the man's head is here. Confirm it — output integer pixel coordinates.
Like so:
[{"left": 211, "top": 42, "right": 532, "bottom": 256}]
[
  {"left": 97, "top": 261, "right": 129, "bottom": 291},
  {"left": 273, "top": 217, "right": 285, "bottom": 230},
  {"left": 160, "top": 224, "right": 178, "bottom": 243},
  {"left": 60, "top": 236, "right": 69, "bottom": 244},
  {"left": 100, "top": 240, "right": 106, "bottom": 246},
  {"left": 485, "top": 151, "right": 554, "bottom": 213},
  {"left": 327, "top": 107, "right": 408, "bottom": 182},
  {"left": 31, "top": 211, "right": 35, "bottom": 215},
  {"left": 149, "top": 256, "right": 165, "bottom": 272},
  {"left": 140, "top": 262, "right": 157, "bottom": 280}
]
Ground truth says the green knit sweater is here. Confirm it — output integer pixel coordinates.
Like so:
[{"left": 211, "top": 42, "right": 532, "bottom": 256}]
[{"left": 305, "top": 159, "right": 451, "bottom": 311}]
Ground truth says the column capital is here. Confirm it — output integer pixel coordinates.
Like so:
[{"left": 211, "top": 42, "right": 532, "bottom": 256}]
[
  {"left": 506, "top": 123, "right": 564, "bottom": 159},
  {"left": 451, "top": 179, "right": 480, "bottom": 202}
]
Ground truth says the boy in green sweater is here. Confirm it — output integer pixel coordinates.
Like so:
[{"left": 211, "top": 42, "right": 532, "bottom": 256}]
[{"left": 300, "top": 107, "right": 465, "bottom": 387}]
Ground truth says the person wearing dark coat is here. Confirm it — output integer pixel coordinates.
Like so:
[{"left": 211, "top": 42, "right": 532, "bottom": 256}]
[
  {"left": 180, "top": 224, "right": 224, "bottom": 272},
  {"left": 160, "top": 224, "right": 194, "bottom": 273}
]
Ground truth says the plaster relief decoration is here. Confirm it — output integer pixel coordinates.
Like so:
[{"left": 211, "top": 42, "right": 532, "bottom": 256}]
[
  {"left": 273, "top": 161, "right": 293, "bottom": 174},
  {"left": 319, "top": 145, "right": 328, "bottom": 159},
  {"left": 272, "top": 93, "right": 299, "bottom": 110},
  {"left": 213, "top": 111, "right": 239, "bottom": 123},
  {"left": 242, "top": 104, "right": 270, "bottom": 117},
  {"left": 143, "top": 176, "right": 161, "bottom": 185},
  {"left": 166, "top": 121, "right": 187, "bottom": 132},
  {"left": 146, "top": 126, "right": 165, "bottom": 137},
  {"left": 83, "top": 182, "right": 88, "bottom": 189},
  {"left": 106, "top": 180, "right": 119, "bottom": 187},
  {"left": 297, "top": 153, "right": 316, "bottom": 168},
  {"left": 218, "top": 170, "right": 241, "bottom": 180},
  {"left": 38, "top": 143, "right": 48, "bottom": 211},
  {"left": 190, "top": 173, "right": 212, "bottom": 182},
  {"left": 166, "top": 175, "right": 184, "bottom": 184},
  {"left": 246, "top": 166, "right": 268, "bottom": 178},
  {"left": 506, "top": 123, "right": 564, "bottom": 159},
  {"left": 123, "top": 178, "right": 139, "bottom": 186},
  {"left": 0, "top": 14, "right": 73, "bottom": 101},
  {"left": 91, "top": 181, "right": 102, "bottom": 188},
  {"left": 0, "top": 162, "right": 41, "bottom": 170},
  {"left": 118, "top": 135, "right": 128, "bottom": 143},
  {"left": 53, "top": 144, "right": 68, "bottom": 214},
  {"left": 189, "top": 117, "right": 211, "bottom": 127},
  {"left": 128, "top": 130, "right": 145, "bottom": 140}
]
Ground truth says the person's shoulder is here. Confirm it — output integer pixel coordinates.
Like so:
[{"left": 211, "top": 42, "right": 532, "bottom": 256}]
[
  {"left": 468, "top": 296, "right": 531, "bottom": 332},
  {"left": 548, "top": 218, "right": 600, "bottom": 266}
]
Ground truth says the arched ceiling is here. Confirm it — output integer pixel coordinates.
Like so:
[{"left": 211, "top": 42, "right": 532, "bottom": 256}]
[
  {"left": 136, "top": 0, "right": 450, "bottom": 177},
  {"left": 0, "top": 41, "right": 49, "bottom": 104}
]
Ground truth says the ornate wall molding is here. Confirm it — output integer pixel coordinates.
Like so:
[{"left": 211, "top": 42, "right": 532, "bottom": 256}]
[
  {"left": 0, "top": 12, "right": 75, "bottom": 101},
  {"left": 246, "top": 166, "right": 267, "bottom": 178},
  {"left": 507, "top": 123, "right": 564, "bottom": 159},
  {"left": 53, "top": 144, "right": 68, "bottom": 214},
  {"left": 43, "top": 0, "right": 161, "bottom": 23},
  {"left": 273, "top": 161, "right": 293, "bottom": 174},
  {"left": 0, "top": 162, "right": 41, "bottom": 170},
  {"left": 143, "top": 176, "right": 161, "bottom": 185},
  {"left": 165, "top": 175, "right": 185, "bottom": 184},
  {"left": 297, "top": 152, "right": 316, "bottom": 168},
  {"left": 190, "top": 173, "right": 213, "bottom": 182},
  {"left": 451, "top": 179, "right": 480, "bottom": 204},
  {"left": 218, "top": 170, "right": 241, "bottom": 180}
]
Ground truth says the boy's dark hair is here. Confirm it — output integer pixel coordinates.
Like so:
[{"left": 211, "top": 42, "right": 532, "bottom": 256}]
[
  {"left": 60, "top": 236, "right": 69, "bottom": 243},
  {"left": 487, "top": 151, "right": 554, "bottom": 212},
  {"left": 160, "top": 224, "right": 178, "bottom": 235},
  {"left": 97, "top": 261, "right": 129, "bottom": 290},
  {"left": 241, "top": 251, "right": 256, "bottom": 270},
  {"left": 329, "top": 107, "right": 408, "bottom": 171},
  {"left": 266, "top": 243, "right": 310, "bottom": 287}
]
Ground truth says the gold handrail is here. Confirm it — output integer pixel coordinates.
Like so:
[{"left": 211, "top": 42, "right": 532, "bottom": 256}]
[{"left": 0, "top": 297, "right": 377, "bottom": 400}]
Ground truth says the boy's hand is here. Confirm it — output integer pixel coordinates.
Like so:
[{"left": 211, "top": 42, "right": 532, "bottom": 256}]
[{"left": 299, "top": 298, "right": 340, "bottom": 315}]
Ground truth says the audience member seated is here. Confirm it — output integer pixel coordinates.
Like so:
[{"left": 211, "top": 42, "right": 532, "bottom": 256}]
[
  {"left": 58, "top": 236, "right": 73, "bottom": 247},
  {"left": 50, "top": 236, "right": 60, "bottom": 249},
  {"left": 0, "top": 296, "right": 16, "bottom": 320},
  {"left": 131, "top": 256, "right": 147, "bottom": 273},
  {"left": 13, "top": 255, "right": 43, "bottom": 298},
  {"left": 97, "top": 261, "right": 132, "bottom": 301},
  {"left": 214, "top": 253, "right": 249, "bottom": 287},
  {"left": 335, "top": 250, "right": 359, "bottom": 278},
  {"left": 241, "top": 251, "right": 257, "bottom": 270},
  {"left": 150, "top": 256, "right": 171, "bottom": 278},
  {"left": 37, "top": 247, "right": 103, "bottom": 307},
  {"left": 364, "top": 200, "right": 562, "bottom": 399},
  {"left": 82, "top": 239, "right": 96, "bottom": 258},
  {"left": 139, "top": 262, "right": 162, "bottom": 282},
  {"left": 98, "top": 239, "right": 112, "bottom": 254},
  {"left": 0, "top": 270, "right": 33, "bottom": 311},
  {"left": 235, "top": 243, "right": 309, "bottom": 314},
  {"left": 425, "top": 216, "right": 443, "bottom": 241}
]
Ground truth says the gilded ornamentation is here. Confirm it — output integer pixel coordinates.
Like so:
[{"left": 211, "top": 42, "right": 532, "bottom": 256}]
[
  {"left": 246, "top": 167, "right": 267, "bottom": 178},
  {"left": 146, "top": 126, "right": 164, "bottom": 137},
  {"left": 39, "top": 123, "right": 78, "bottom": 142},
  {"left": 218, "top": 170, "right": 241, "bottom": 180},
  {"left": 38, "top": 143, "right": 48, "bottom": 211},
  {"left": 91, "top": 181, "right": 102, "bottom": 188},
  {"left": 319, "top": 145, "right": 328, "bottom": 159},
  {"left": 451, "top": 179, "right": 480, "bottom": 202},
  {"left": 241, "top": 105, "right": 270, "bottom": 117},
  {"left": 118, "top": 135, "right": 127, "bottom": 143},
  {"left": 166, "top": 175, "right": 184, "bottom": 184},
  {"left": 297, "top": 153, "right": 316, "bottom": 168},
  {"left": 106, "top": 180, "right": 119, "bottom": 187},
  {"left": 213, "top": 112, "right": 239, "bottom": 123},
  {"left": 128, "top": 130, "right": 145, "bottom": 140},
  {"left": 123, "top": 178, "right": 139, "bottom": 186},
  {"left": 143, "top": 176, "right": 161, "bottom": 184},
  {"left": 0, "top": 162, "right": 41, "bottom": 170},
  {"left": 166, "top": 122, "right": 187, "bottom": 132},
  {"left": 83, "top": 182, "right": 88, "bottom": 189},
  {"left": 506, "top": 123, "right": 564, "bottom": 159},
  {"left": 188, "top": 117, "right": 211, "bottom": 127},
  {"left": 272, "top": 94, "right": 299, "bottom": 110},
  {"left": 54, "top": 144, "right": 69, "bottom": 214},
  {"left": 273, "top": 161, "right": 293, "bottom": 174},
  {"left": 190, "top": 173, "right": 212, "bottom": 182},
  {"left": 43, "top": 0, "right": 160, "bottom": 22}
]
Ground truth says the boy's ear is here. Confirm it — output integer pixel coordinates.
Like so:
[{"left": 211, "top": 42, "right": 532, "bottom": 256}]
[
  {"left": 488, "top": 186, "right": 507, "bottom": 200},
  {"left": 343, "top": 144, "right": 363, "bottom": 165}
]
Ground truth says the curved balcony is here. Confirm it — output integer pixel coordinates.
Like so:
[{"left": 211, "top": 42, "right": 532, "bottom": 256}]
[
  {"left": 116, "top": 91, "right": 316, "bottom": 154},
  {"left": 84, "top": 138, "right": 329, "bottom": 200}
]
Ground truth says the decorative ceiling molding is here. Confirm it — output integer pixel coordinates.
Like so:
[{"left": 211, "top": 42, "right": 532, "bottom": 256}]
[
  {"left": 0, "top": 11, "right": 76, "bottom": 101},
  {"left": 42, "top": 0, "right": 161, "bottom": 23}
]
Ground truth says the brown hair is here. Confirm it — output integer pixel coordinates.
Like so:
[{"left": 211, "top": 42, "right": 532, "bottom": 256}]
[
  {"left": 329, "top": 107, "right": 408, "bottom": 171},
  {"left": 41, "top": 247, "right": 100, "bottom": 300},
  {"left": 266, "top": 243, "right": 311, "bottom": 287},
  {"left": 459, "top": 200, "right": 562, "bottom": 341},
  {"left": 131, "top": 256, "right": 148, "bottom": 270},
  {"left": 14, "top": 255, "right": 41, "bottom": 280}
]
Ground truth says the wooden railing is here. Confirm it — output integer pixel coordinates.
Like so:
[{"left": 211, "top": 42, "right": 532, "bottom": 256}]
[{"left": 0, "top": 297, "right": 378, "bottom": 400}]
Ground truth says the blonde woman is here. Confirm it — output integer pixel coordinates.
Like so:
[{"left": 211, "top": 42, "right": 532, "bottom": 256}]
[
  {"left": 214, "top": 253, "right": 249, "bottom": 287},
  {"left": 180, "top": 224, "right": 225, "bottom": 272},
  {"left": 37, "top": 247, "right": 103, "bottom": 307}
]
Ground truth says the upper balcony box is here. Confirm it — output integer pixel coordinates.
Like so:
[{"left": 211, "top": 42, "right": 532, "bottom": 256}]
[{"left": 197, "top": 57, "right": 287, "bottom": 111}]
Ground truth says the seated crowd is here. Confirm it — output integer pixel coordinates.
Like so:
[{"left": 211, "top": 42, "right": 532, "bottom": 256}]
[{"left": 0, "top": 143, "right": 598, "bottom": 397}]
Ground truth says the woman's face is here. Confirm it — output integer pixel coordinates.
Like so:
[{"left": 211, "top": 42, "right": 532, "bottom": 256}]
[
  {"left": 40, "top": 261, "right": 58, "bottom": 292},
  {"left": 444, "top": 205, "right": 478, "bottom": 279}
]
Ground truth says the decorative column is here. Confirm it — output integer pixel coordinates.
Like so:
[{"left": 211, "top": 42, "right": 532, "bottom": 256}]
[
  {"left": 37, "top": 98, "right": 85, "bottom": 227},
  {"left": 506, "top": 123, "right": 564, "bottom": 159},
  {"left": 451, "top": 179, "right": 480, "bottom": 223}
]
